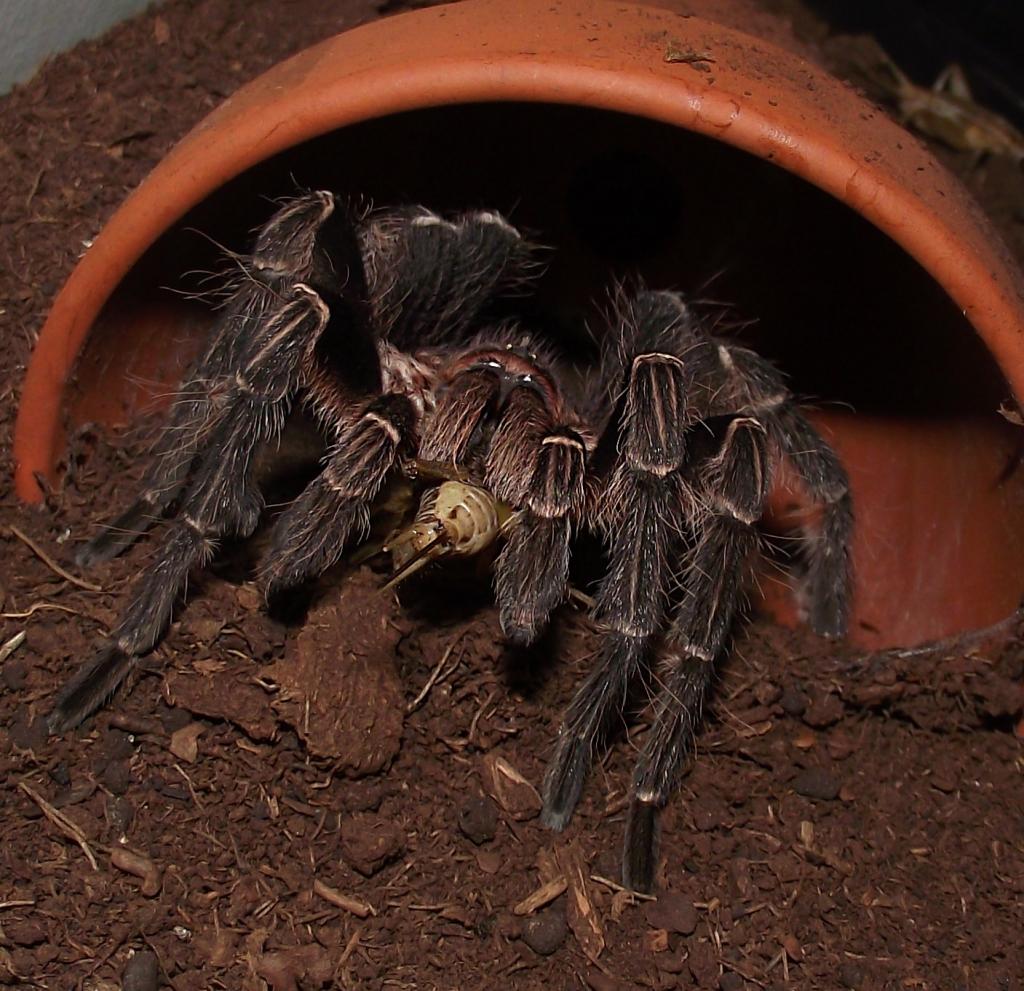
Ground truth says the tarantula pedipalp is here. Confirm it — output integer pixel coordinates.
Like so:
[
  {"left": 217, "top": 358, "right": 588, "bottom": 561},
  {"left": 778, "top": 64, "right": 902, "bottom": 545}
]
[{"left": 49, "top": 192, "right": 852, "bottom": 893}]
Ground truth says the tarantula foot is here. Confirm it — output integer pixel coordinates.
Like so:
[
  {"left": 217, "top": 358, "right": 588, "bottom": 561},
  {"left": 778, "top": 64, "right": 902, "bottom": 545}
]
[
  {"left": 539, "top": 737, "right": 592, "bottom": 830},
  {"left": 48, "top": 643, "right": 132, "bottom": 734},
  {"left": 76, "top": 502, "right": 154, "bottom": 567},
  {"left": 804, "top": 573, "right": 849, "bottom": 638},
  {"left": 622, "top": 799, "right": 660, "bottom": 893},
  {"left": 809, "top": 605, "right": 847, "bottom": 640},
  {"left": 497, "top": 607, "right": 541, "bottom": 647}
]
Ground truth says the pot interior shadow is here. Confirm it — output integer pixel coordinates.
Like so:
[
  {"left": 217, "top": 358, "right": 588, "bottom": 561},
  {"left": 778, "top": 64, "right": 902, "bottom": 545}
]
[{"left": 68, "top": 101, "right": 1008, "bottom": 428}]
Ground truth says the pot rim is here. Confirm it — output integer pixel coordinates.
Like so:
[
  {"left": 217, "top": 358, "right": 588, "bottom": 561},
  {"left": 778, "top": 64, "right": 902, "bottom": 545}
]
[{"left": 14, "top": 0, "right": 1024, "bottom": 501}]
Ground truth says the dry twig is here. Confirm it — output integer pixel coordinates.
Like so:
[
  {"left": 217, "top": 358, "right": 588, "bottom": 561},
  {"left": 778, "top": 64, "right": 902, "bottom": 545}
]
[
  {"left": 313, "top": 880, "right": 375, "bottom": 918},
  {"left": 513, "top": 877, "right": 568, "bottom": 916},
  {"left": 407, "top": 633, "right": 463, "bottom": 713},
  {"left": 590, "top": 873, "right": 657, "bottom": 901},
  {"left": 2, "top": 601, "right": 103, "bottom": 624},
  {"left": 0, "top": 631, "right": 26, "bottom": 664},
  {"left": 8, "top": 526, "right": 102, "bottom": 592},
  {"left": 18, "top": 780, "right": 101, "bottom": 870}
]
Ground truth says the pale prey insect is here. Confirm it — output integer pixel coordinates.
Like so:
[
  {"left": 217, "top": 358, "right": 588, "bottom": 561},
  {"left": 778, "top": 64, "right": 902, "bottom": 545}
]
[{"left": 384, "top": 474, "right": 519, "bottom": 588}]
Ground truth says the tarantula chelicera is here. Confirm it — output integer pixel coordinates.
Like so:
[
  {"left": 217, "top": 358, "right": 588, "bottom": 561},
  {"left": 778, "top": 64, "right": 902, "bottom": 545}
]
[{"left": 50, "top": 191, "right": 852, "bottom": 892}]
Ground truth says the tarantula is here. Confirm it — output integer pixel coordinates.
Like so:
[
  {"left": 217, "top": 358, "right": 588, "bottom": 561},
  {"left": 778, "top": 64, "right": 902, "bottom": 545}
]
[{"left": 50, "top": 191, "right": 852, "bottom": 892}]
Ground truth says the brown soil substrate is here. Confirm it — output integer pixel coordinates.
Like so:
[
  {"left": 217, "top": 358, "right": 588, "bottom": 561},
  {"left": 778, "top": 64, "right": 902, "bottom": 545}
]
[{"left": 1, "top": 2, "right": 1023, "bottom": 990}]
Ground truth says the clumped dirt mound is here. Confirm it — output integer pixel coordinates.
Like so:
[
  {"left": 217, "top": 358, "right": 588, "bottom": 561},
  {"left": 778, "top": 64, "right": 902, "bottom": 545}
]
[{"left": 1, "top": 2, "right": 1023, "bottom": 990}]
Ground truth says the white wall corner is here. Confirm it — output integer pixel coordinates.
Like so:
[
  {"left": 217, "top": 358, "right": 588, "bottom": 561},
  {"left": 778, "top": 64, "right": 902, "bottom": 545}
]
[{"left": 0, "top": 0, "right": 157, "bottom": 94}]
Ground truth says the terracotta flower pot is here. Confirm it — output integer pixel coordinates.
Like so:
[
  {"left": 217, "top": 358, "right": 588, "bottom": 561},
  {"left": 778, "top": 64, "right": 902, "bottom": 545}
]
[{"left": 14, "top": 0, "right": 1024, "bottom": 649}]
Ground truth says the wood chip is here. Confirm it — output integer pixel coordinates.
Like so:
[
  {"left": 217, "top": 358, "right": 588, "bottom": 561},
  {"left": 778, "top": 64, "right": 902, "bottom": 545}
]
[
  {"left": 481, "top": 754, "right": 542, "bottom": 821},
  {"left": 646, "top": 928, "right": 670, "bottom": 953},
  {"left": 168, "top": 722, "right": 204, "bottom": 763},
  {"left": 557, "top": 843, "right": 604, "bottom": 962},
  {"left": 153, "top": 16, "right": 171, "bottom": 45},
  {"left": 513, "top": 877, "right": 568, "bottom": 916},
  {"left": 313, "top": 880, "right": 375, "bottom": 918},
  {"left": 110, "top": 848, "right": 162, "bottom": 897},
  {"left": 536, "top": 846, "right": 561, "bottom": 883}
]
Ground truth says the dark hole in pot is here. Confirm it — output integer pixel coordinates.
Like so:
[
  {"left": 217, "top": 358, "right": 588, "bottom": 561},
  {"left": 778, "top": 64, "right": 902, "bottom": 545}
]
[{"left": 69, "top": 101, "right": 1008, "bottom": 429}]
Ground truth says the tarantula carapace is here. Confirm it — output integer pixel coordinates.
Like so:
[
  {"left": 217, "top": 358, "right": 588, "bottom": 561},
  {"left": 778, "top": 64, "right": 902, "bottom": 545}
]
[{"left": 50, "top": 191, "right": 852, "bottom": 892}]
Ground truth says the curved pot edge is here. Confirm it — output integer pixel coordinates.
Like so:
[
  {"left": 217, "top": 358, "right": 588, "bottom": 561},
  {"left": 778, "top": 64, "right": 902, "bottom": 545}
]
[{"left": 14, "top": 0, "right": 1024, "bottom": 501}]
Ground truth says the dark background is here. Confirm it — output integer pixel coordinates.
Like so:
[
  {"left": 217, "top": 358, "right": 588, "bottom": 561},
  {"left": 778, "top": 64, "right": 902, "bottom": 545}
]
[{"left": 801, "top": 0, "right": 1024, "bottom": 129}]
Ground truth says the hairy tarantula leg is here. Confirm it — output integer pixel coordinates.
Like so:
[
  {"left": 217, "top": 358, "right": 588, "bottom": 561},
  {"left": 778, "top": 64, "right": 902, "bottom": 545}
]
[
  {"left": 712, "top": 341, "right": 852, "bottom": 638},
  {"left": 49, "top": 287, "right": 330, "bottom": 733},
  {"left": 260, "top": 393, "right": 416, "bottom": 599},
  {"left": 623, "top": 655, "right": 713, "bottom": 891},
  {"left": 541, "top": 351, "right": 694, "bottom": 830},
  {"left": 771, "top": 406, "right": 853, "bottom": 637},
  {"left": 473, "top": 373, "right": 589, "bottom": 644},
  {"left": 365, "top": 208, "right": 536, "bottom": 349},
  {"left": 484, "top": 387, "right": 550, "bottom": 498},
  {"left": 492, "top": 424, "right": 588, "bottom": 644},
  {"left": 418, "top": 369, "right": 499, "bottom": 465},
  {"left": 623, "top": 416, "right": 770, "bottom": 892},
  {"left": 77, "top": 190, "right": 355, "bottom": 567}
]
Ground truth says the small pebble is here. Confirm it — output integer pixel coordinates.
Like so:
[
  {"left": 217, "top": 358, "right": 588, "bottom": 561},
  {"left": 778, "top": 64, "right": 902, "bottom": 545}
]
[
  {"left": 719, "top": 973, "right": 746, "bottom": 991},
  {"left": 158, "top": 704, "right": 194, "bottom": 733},
  {"left": 101, "top": 727, "right": 136, "bottom": 761},
  {"left": 779, "top": 683, "right": 807, "bottom": 717},
  {"left": 4, "top": 920, "right": 46, "bottom": 947},
  {"left": 2, "top": 657, "right": 28, "bottom": 691},
  {"left": 688, "top": 940, "right": 719, "bottom": 988},
  {"left": 340, "top": 812, "right": 405, "bottom": 877},
  {"left": 48, "top": 763, "right": 71, "bottom": 787},
  {"left": 8, "top": 711, "right": 48, "bottom": 751},
  {"left": 802, "top": 691, "right": 844, "bottom": 728},
  {"left": 122, "top": 948, "right": 160, "bottom": 991},
  {"left": 99, "top": 758, "right": 132, "bottom": 795},
  {"left": 458, "top": 793, "right": 498, "bottom": 845},
  {"left": 106, "top": 795, "right": 135, "bottom": 837},
  {"left": 839, "top": 961, "right": 865, "bottom": 988},
  {"left": 585, "top": 969, "right": 627, "bottom": 991},
  {"left": 522, "top": 904, "right": 567, "bottom": 956},
  {"left": 645, "top": 893, "right": 698, "bottom": 935},
  {"left": 792, "top": 767, "right": 841, "bottom": 801}
]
